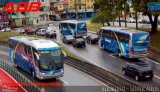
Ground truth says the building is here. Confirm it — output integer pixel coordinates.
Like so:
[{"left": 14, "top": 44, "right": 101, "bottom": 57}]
[
  {"left": 68, "top": 0, "right": 95, "bottom": 12},
  {"left": 30, "top": 0, "right": 50, "bottom": 25},
  {"left": 54, "top": 0, "right": 68, "bottom": 12}
]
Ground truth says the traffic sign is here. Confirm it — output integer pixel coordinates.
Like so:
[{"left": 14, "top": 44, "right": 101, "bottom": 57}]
[
  {"left": 148, "top": 6, "right": 160, "bottom": 10},
  {"left": 148, "top": 2, "right": 160, "bottom": 10},
  {"left": 148, "top": 2, "right": 160, "bottom": 6}
]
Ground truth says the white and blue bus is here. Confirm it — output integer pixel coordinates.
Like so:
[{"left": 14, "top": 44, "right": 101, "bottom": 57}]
[
  {"left": 9, "top": 36, "right": 65, "bottom": 80},
  {"left": 59, "top": 20, "right": 87, "bottom": 37},
  {"left": 99, "top": 27, "right": 150, "bottom": 58}
]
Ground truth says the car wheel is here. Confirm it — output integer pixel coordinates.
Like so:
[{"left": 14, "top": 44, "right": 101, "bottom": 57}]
[
  {"left": 135, "top": 75, "right": 139, "bottom": 81},
  {"left": 122, "top": 70, "right": 125, "bottom": 75},
  {"left": 90, "top": 40, "right": 92, "bottom": 44}
]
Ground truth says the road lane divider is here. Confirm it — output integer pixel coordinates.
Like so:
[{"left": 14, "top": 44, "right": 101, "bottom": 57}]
[{"left": 65, "top": 56, "right": 152, "bottom": 92}]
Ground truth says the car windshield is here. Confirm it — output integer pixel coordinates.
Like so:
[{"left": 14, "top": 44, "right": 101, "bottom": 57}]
[{"left": 38, "top": 49, "right": 63, "bottom": 71}]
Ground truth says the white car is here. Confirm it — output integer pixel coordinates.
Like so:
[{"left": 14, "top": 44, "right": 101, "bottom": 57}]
[
  {"left": 14, "top": 28, "right": 25, "bottom": 34},
  {"left": 0, "top": 27, "right": 11, "bottom": 32},
  {"left": 127, "top": 18, "right": 136, "bottom": 23},
  {"left": 36, "top": 29, "right": 47, "bottom": 36}
]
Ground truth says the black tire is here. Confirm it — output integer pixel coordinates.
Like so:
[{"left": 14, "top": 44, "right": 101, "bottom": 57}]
[
  {"left": 32, "top": 70, "right": 36, "bottom": 78},
  {"left": 122, "top": 70, "right": 125, "bottom": 75},
  {"left": 118, "top": 50, "right": 122, "bottom": 57},
  {"left": 135, "top": 75, "right": 139, "bottom": 81},
  {"left": 14, "top": 59, "right": 18, "bottom": 67}
]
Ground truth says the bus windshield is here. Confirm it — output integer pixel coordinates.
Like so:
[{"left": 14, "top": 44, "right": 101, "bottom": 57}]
[
  {"left": 132, "top": 33, "right": 149, "bottom": 46},
  {"left": 77, "top": 23, "right": 87, "bottom": 32},
  {"left": 38, "top": 49, "right": 63, "bottom": 71}
]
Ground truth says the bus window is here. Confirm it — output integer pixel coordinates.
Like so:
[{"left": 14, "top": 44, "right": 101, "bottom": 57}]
[
  {"left": 24, "top": 45, "right": 32, "bottom": 56},
  {"left": 116, "top": 32, "right": 130, "bottom": 43},
  {"left": 77, "top": 23, "right": 86, "bottom": 32}
]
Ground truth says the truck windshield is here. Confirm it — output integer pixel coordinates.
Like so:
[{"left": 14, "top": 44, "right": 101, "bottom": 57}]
[{"left": 38, "top": 49, "right": 63, "bottom": 71}]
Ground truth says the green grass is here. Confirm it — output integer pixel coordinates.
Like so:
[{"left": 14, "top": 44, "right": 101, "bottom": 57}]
[
  {"left": 0, "top": 32, "right": 40, "bottom": 41},
  {"left": 87, "top": 23, "right": 103, "bottom": 31},
  {"left": 55, "top": 41, "right": 78, "bottom": 58}
]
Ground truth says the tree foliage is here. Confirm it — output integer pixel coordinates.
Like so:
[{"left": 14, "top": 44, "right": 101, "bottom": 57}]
[
  {"left": 131, "top": 0, "right": 160, "bottom": 33},
  {"left": 92, "top": 0, "right": 117, "bottom": 26}
]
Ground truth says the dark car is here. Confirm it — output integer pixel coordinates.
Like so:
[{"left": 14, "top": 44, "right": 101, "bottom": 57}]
[
  {"left": 24, "top": 26, "right": 36, "bottom": 35},
  {"left": 72, "top": 38, "right": 86, "bottom": 48},
  {"left": 46, "top": 31, "right": 57, "bottom": 38},
  {"left": 62, "top": 35, "right": 75, "bottom": 44},
  {"left": 122, "top": 62, "right": 154, "bottom": 81},
  {"left": 86, "top": 34, "right": 99, "bottom": 44}
]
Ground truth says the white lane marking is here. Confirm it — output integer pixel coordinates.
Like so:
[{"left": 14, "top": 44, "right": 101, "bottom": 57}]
[
  {"left": 61, "top": 79, "right": 69, "bottom": 85},
  {"left": 154, "top": 75, "right": 160, "bottom": 80},
  {"left": 109, "top": 54, "right": 117, "bottom": 58},
  {"left": 150, "top": 59, "right": 160, "bottom": 65},
  {"left": 65, "top": 65, "right": 117, "bottom": 91}
]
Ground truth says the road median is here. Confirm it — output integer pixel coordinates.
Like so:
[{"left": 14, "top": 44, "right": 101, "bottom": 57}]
[{"left": 65, "top": 56, "right": 152, "bottom": 92}]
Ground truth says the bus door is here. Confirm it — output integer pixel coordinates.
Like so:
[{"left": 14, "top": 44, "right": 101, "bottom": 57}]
[
  {"left": 67, "top": 23, "right": 76, "bottom": 37},
  {"left": 23, "top": 45, "right": 34, "bottom": 73}
]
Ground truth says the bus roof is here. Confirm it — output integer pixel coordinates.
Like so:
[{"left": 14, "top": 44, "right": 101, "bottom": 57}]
[
  {"left": 60, "top": 20, "right": 86, "bottom": 24},
  {"left": 9, "top": 36, "right": 60, "bottom": 50},
  {"left": 100, "top": 27, "right": 148, "bottom": 34}
]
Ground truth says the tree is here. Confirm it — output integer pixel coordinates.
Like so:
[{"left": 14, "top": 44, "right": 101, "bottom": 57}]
[
  {"left": 132, "top": 0, "right": 160, "bottom": 33},
  {"left": 93, "top": 1, "right": 99, "bottom": 11},
  {"left": 123, "top": 2, "right": 130, "bottom": 27},
  {"left": 115, "top": 0, "right": 124, "bottom": 27},
  {"left": 91, "top": 12, "right": 112, "bottom": 26},
  {"left": 92, "top": 0, "right": 117, "bottom": 26}
]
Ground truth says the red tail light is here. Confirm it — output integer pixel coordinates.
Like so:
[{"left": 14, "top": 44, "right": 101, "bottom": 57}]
[{"left": 130, "top": 47, "right": 134, "bottom": 54}]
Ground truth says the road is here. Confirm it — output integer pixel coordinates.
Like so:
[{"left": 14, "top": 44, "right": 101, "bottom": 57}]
[
  {"left": 0, "top": 44, "right": 109, "bottom": 92},
  {"left": 48, "top": 21, "right": 160, "bottom": 91}
]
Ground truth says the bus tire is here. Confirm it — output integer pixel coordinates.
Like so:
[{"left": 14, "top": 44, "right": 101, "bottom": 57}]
[
  {"left": 14, "top": 59, "right": 18, "bottom": 67},
  {"left": 118, "top": 50, "right": 122, "bottom": 57},
  {"left": 32, "top": 70, "right": 36, "bottom": 78}
]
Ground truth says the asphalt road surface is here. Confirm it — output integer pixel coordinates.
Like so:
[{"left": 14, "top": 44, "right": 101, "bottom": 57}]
[
  {"left": 0, "top": 44, "right": 110, "bottom": 92},
  {"left": 48, "top": 21, "right": 160, "bottom": 91}
]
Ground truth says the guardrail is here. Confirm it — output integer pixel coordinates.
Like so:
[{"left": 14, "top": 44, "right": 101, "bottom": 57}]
[
  {"left": 0, "top": 60, "right": 41, "bottom": 92},
  {"left": 66, "top": 56, "right": 151, "bottom": 92}
]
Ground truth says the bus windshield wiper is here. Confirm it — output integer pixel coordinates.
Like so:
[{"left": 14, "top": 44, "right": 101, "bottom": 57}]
[{"left": 48, "top": 56, "right": 59, "bottom": 70}]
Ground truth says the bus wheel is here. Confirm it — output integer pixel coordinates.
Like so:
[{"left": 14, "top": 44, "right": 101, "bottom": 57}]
[
  {"left": 118, "top": 50, "right": 122, "bottom": 57},
  {"left": 32, "top": 71, "right": 36, "bottom": 78},
  {"left": 14, "top": 58, "right": 18, "bottom": 67}
]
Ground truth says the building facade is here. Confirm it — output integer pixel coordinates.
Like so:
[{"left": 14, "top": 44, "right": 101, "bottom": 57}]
[{"left": 68, "top": 0, "right": 95, "bottom": 12}]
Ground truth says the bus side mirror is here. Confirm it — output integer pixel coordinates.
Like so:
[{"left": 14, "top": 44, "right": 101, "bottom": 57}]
[{"left": 34, "top": 52, "right": 40, "bottom": 61}]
